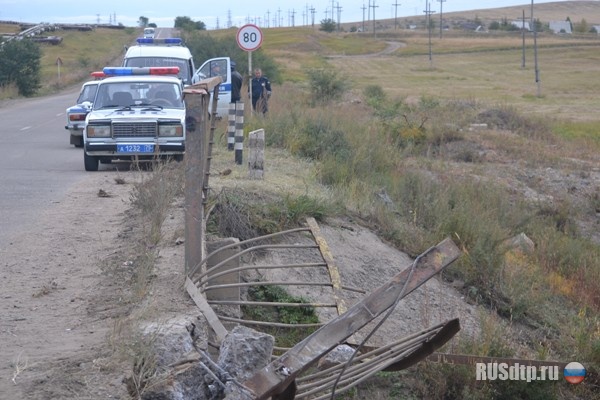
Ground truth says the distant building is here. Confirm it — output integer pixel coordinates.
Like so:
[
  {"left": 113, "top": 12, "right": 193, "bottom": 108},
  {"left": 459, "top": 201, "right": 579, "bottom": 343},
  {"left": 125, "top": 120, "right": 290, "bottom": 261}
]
[
  {"left": 549, "top": 21, "right": 572, "bottom": 34},
  {"left": 510, "top": 20, "right": 531, "bottom": 31}
]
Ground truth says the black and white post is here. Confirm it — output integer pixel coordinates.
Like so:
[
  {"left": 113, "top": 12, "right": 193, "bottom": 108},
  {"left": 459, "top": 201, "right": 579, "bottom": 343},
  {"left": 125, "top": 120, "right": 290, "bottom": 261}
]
[{"left": 234, "top": 102, "right": 245, "bottom": 165}]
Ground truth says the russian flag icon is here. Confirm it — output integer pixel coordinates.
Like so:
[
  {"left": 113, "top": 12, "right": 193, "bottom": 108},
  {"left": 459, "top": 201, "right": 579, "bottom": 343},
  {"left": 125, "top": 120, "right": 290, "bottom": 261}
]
[{"left": 564, "top": 362, "right": 586, "bottom": 384}]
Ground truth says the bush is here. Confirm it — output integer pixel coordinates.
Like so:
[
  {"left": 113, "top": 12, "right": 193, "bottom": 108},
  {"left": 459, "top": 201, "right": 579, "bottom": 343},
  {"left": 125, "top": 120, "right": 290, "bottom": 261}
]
[
  {"left": 305, "top": 68, "right": 349, "bottom": 105},
  {"left": 0, "top": 39, "right": 42, "bottom": 96}
]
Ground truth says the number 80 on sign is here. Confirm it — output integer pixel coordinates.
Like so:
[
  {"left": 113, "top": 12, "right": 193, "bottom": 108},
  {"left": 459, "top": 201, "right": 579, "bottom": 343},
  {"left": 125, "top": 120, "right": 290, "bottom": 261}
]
[{"left": 236, "top": 24, "right": 263, "bottom": 52}]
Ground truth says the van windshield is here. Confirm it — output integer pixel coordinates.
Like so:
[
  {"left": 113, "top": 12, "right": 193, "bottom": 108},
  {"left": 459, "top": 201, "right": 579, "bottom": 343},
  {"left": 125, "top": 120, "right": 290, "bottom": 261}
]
[{"left": 124, "top": 57, "right": 190, "bottom": 84}]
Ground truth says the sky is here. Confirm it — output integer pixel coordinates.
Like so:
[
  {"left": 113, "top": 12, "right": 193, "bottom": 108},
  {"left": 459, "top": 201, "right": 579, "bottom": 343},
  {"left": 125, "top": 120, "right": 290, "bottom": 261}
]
[{"left": 1, "top": 0, "right": 570, "bottom": 29}]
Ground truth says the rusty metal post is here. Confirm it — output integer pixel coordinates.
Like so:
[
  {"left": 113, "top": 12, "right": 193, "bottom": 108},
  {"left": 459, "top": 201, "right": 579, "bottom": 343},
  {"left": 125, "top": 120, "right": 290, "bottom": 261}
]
[{"left": 183, "top": 84, "right": 210, "bottom": 276}]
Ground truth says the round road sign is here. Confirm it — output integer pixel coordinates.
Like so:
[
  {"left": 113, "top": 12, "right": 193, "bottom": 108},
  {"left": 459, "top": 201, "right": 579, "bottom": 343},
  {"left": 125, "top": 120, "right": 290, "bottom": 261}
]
[{"left": 236, "top": 24, "right": 263, "bottom": 52}]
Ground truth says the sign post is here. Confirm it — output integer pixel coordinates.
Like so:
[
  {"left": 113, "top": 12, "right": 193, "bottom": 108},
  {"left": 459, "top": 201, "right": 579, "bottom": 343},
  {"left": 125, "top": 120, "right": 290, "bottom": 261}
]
[
  {"left": 236, "top": 24, "right": 263, "bottom": 105},
  {"left": 56, "top": 57, "right": 63, "bottom": 85},
  {"left": 235, "top": 24, "right": 264, "bottom": 165}
]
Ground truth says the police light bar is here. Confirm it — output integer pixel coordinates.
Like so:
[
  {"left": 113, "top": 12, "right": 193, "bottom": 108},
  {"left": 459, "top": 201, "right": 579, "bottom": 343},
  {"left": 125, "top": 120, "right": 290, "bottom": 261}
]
[
  {"left": 90, "top": 71, "right": 106, "bottom": 78},
  {"left": 102, "top": 66, "right": 180, "bottom": 76},
  {"left": 136, "top": 38, "right": 182, "bottom": 45}
]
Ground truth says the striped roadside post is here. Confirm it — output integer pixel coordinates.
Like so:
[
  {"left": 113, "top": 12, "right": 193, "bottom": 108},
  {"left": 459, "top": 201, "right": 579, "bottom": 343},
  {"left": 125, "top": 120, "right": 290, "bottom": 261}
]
[
  {"left": 227, "top": 103, "right": 235, "bottom": 150},
  {"left": 234, "top": 102, "right": 245, "bottom": 165}
]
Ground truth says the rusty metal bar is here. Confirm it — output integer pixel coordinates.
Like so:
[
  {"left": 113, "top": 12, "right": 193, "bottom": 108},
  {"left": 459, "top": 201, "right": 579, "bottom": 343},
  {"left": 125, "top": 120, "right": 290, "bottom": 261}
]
[
  {"left": 192, "top": 243, "right": 318, "bottom": 284},
  {"left": 306, "top": 217, "right": 347, "bottom": 315},
  {"left": 202, "top": 281, "right": 344, "bottom": 291},
  {"left": 217, "top": 315, "right": 323, "bottom": 329},
  {"left": 203, "top": 83, "right": 220, "bottom": 206},
  {"left": 207, "top": 300, "right": 338, "bottom": 308},
  {"left": 188, "top": 227, "right": 311, "bottom": 278},
  {"left": 185, "top": 277, "right": 228, "bottom": 344},
  {"left": 296, "top": 320, "right": 453, "bottom": 384},
  {"left": 202, "top": 280, "right": 366, "bottom": 294},
  {"left": 234, "top": 237, "right": 461, "bottom": 400},
  {"left": 197, "top": 262, "right": 327, "bottom": 287},
  {"left": 183, "top": 83, "right": 210, "bottom": 277},
  {"left": 295, "top": 319, "right": 460, "bottom": 399}
]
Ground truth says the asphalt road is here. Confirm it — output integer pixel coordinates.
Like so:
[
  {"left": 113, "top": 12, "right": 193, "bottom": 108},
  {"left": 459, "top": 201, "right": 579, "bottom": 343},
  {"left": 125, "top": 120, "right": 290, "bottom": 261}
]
[{"left": 0, "top": 88, "right": 92, "bottom": 249}]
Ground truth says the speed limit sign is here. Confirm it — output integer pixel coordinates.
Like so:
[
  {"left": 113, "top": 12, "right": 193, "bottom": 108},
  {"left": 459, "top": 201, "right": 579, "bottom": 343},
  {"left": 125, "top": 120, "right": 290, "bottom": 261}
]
[{"left": 237, "top": 24, "right": 263, "bottom": 52}]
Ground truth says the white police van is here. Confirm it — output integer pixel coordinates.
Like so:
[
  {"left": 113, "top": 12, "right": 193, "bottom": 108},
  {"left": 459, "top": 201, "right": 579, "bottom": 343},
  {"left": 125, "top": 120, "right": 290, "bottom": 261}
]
[
  {"left": 122, "top": 38, "right": 234, "bottom": 118},
  {"left": 83, "top": 66, "right": 186, "bottom": 171},
  {"left": 123, "top": 38, "right": 199, "bottom": 86}
]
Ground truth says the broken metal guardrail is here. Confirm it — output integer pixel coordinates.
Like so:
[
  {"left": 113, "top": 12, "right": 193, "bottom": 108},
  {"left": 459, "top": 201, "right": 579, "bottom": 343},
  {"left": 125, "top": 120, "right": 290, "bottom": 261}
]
[
  {"left": 226, "top": 237, "right": 462, "bottom": 400},
  {"left": 293, "top": 319, "right": 460, "bottom": 400},
  {"left": 186, "top": 221, "right": 366, "bottom": 347}
]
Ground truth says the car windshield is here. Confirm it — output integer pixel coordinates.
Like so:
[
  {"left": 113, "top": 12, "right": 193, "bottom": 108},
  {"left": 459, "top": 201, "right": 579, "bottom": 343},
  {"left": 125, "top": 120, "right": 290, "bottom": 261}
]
[
  {"left": 124, "top": 57, "right": 190, "bottom": 84},
  {"left": 93, "top": 81, "right": 183, "bottom": 110},
  {"left": 77, "top": 83, "right": 98, "bottom": 104}
]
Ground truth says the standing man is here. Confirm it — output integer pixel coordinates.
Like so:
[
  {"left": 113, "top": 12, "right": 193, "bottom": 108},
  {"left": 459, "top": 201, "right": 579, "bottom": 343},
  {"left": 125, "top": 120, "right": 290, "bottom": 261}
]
[
  {"left": 250, "top": 68, "right": 272, "bottom": 115},
  {"left": 230, "top": 61, "right": 243, "bottom": 103}
]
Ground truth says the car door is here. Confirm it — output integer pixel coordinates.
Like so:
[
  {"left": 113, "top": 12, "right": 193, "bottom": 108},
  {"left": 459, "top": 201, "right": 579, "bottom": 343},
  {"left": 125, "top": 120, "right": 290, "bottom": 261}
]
[{"left": 196, "top": 57, "right": 231, "bottom": 118}]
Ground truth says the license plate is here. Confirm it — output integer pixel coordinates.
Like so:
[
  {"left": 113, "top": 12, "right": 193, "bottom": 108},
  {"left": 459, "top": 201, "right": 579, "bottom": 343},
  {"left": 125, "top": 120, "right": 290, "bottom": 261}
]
[{"left": 117, "top": 144, "right": 154, "bottom": 153}]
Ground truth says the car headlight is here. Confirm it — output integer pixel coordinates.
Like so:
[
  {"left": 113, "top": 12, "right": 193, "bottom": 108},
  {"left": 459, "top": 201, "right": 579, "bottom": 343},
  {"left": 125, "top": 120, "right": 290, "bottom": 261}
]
[
  {"left": 159, "top": 124, "right": 183, "bottom": 137},
  {"left": 87, "top": 125, "right": 111, "bottom": 137}
]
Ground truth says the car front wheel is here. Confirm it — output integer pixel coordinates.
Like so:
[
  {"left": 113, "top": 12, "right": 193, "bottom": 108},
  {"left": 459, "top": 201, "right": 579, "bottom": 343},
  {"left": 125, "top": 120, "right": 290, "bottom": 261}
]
[{"left": 84, "top": 153, "right": 99, "bottom": 171}]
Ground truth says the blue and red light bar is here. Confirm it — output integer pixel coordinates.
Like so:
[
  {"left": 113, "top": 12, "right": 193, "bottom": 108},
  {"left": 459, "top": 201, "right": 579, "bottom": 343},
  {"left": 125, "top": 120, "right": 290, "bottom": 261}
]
[
  {"left": 136, "top": 38, "right": 182, "bottom": 45},
  {"left": 102, "top": 66, "right": 180, "bottom": 76}
]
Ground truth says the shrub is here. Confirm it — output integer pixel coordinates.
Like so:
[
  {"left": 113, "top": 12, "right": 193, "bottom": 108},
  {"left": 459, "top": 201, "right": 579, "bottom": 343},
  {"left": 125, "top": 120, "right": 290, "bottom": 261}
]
[
  {"left": 305, "top": 67, "right": 349, "bottom": 105},
  {"left": 0, "top": 39, "right": 41, "bottom": 96}
]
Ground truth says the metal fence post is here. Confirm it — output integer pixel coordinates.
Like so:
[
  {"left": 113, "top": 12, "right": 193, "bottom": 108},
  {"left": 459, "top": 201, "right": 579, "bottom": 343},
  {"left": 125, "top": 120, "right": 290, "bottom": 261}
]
[
  {"left": 227, "top": 102, "right": 235, "bottom": 151},
  {"left": 234, "top": 102, "right": 245, "bottom": 165}
]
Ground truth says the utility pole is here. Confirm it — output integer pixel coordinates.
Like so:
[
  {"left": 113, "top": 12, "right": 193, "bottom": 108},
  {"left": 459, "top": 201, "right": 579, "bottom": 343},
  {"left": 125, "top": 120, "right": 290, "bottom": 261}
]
[
  {"left": 361, "top": 3, "right": 366, "bottom": 32},
  {"left": 531, "top": 0, "right": 541, "bottom": 96},
  {"left": 393, "top": 1, "right": 401, "bottom": 30},
  {"left": 438, "top": 0, "right": 446, "bottom": 39},
  {"left": 424, "top": 2, "right": 436, "bottom": 65},
  {"left": 521, "top": 9, "right": 526, "bottom": 68},
  {"left": 335, "top": 2, "right": 342, "bottom": 32},
  {"left": 310, "top": 6, "right": 316, "bottom": 28},
  {"left": 370, "top": 0, "right": 378, "bottom": 36}
]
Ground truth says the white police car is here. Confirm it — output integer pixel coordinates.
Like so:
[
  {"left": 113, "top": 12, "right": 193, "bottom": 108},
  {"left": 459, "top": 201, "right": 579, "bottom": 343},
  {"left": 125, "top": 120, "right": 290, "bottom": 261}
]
[
  {"left": 143, "top": 27, "right": 155, "bottom": 39},
  {"left": 83, "top": 66, "right": 186, "bottom": 171},
  {"left": 65, "top": 74, "right": 103, "bottom": 147}
]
